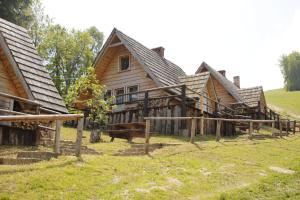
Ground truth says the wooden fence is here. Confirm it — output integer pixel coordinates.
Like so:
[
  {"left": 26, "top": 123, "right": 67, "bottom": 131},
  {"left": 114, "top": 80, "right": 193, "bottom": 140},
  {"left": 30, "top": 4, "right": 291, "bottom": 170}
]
[
  {"left": 143, "top": 117, "right": 299, "bottom": 153},
  {"left": 0, "top": 114, "right": 84, "bottom": 159}
]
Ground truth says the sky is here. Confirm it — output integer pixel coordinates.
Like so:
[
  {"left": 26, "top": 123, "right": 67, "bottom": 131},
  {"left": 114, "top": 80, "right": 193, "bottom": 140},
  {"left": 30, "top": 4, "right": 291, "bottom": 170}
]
[{"left": 42, "top": 0, "right": 300, "bottom": 90}]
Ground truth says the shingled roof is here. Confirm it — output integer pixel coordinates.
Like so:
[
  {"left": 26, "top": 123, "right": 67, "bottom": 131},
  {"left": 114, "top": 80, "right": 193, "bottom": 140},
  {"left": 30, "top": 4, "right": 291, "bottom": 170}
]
[
  {"left": 179, "top": 72, "right": 210, "bottom": 98},
  {"left": 0, "top": 18, "right": 68, "bottom": 113},
  {"left": 94, "top": 28, "right": 186, "bottom": 89},
  {"left": 196, "top": 62, "right": 243, "bottom": 102},
  {"left": 238, "top": 86, "right": 264, "bottom": 107}
]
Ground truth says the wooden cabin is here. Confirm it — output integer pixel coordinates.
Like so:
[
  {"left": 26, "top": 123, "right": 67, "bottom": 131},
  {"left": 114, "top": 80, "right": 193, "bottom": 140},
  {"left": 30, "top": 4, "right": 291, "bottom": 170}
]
[{"left": 0, "top": 18, "right": 67, "bottom": 146}]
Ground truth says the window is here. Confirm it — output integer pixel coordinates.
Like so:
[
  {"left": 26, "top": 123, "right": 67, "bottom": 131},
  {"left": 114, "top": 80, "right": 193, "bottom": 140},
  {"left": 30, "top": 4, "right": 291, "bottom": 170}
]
[
  {"left": 115, "top": 88, "right": 125, "bottom": 104},
  {"left": 119, "top": 55, "right": 130, "bottom": 71},
  {"left": 105, "top": 90, "right": 112, "bottom": 100},
  {"left": 127, "top": 85, "right": 138, "bottom": 102}
]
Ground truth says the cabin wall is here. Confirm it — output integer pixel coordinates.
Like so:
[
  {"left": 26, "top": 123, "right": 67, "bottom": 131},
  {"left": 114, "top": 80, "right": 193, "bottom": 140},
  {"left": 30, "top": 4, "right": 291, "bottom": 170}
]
[
  {"left": 211, "top": 76, "right": 236, "bottom": 106},
  {"left": 98, "top": 45, "right": 165, "bottom": 98},
  {"left": 0, "top": 59, "right": 19, "bottom": 96}
]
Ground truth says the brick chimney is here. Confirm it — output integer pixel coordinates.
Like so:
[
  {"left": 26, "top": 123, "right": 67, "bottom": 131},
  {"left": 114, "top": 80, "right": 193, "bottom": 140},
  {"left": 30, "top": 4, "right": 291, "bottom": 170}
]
[
  {"left": 233, "top": 76, "right": 240, "bottom": 88},
  {"left": 152, "top": 47, "right": 165, "bottom": 57},
  {"left": 218, "top": 70, "right": 226, "bottom": 77}
]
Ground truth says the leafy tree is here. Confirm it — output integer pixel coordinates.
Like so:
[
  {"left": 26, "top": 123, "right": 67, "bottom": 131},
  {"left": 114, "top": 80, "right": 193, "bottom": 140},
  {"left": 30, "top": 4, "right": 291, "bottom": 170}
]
[
  {"left": 38, "top": 25, "right": 104, "bottom": 97},
  {"left": 280, "top": 51, "right": 300, "bottom": 91},
  {"left": 0, "top": 0, "right": 35, "bottom": 28},
  {"left": 66, "top": 66, "right": 113, "bottom": 142}
]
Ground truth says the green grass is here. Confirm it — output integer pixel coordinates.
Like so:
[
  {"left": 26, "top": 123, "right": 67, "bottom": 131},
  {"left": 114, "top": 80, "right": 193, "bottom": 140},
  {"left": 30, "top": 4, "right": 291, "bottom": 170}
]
[
  {"left": 1, "top": 127, "right": 300, "bottom": 199},
  {"left": 265, "top": 88, "right": 300, "bottom": 119}
]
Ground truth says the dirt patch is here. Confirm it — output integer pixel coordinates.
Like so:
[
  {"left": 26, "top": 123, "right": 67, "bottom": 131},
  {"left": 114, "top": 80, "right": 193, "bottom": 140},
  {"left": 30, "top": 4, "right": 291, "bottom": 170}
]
[
  {"left": 269, "top": 166, "right": 295, "bottom": 174},
  {"left": 167, "top": 177, "right": 182, "bottom": 186}
]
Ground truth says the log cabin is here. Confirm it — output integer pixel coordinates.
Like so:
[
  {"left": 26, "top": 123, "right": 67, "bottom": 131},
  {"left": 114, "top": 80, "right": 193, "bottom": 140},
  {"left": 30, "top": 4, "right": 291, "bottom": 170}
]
[
  {"left": 90, "top": 28, "right": 269, "bottom": 136},
  {"left": 0, "top": 18, "right": 67, "bottom": 146}
]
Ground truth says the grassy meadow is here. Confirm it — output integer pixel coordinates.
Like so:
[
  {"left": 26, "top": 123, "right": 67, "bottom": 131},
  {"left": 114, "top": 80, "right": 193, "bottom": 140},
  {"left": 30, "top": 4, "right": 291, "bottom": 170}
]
[
  {"left": 265, "top": 88, "right": 300, "bottom": 119},
  {"left": 0, "top": 127, "right": 300, "bottom": 200}
]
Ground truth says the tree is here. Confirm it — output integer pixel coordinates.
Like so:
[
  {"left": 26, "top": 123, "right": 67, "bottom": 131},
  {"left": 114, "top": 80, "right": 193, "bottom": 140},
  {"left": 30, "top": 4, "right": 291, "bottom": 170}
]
[
  {"left": 279, "top": 51, "right": 300, "bottom": 91},
  {"left": 0, "top": 0, "right": 35, "bottom": 28},
  {"left": 38, "top": 25, "right": 104, "bottom": 97},
  {"left": 66, "top": 66, "right": 113, "bottom": 142}
]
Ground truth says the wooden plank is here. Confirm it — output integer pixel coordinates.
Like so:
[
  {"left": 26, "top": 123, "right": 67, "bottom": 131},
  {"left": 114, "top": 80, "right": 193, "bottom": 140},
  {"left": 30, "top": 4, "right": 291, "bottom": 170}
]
[
  {"left": 181, "top": 85, "right": 187, "bottom": 129},
  {"left": 0, "top": 127, "right": 2, "bottom": 145},
  {"left": 272, "top": 121, "right": 275, "bottom": 136},
  {"left": 279, "top": 121, "right": 283, "bottom": 138},
  {"left": 54, "top": 120, "right": 61, "bottom": 154},
  {"left": 190, "top": 118, "right": 196, "bottom": 143},
  {"left": 293, "top": 120, "right": 296, "bottom": 134},
  {"left": 145, "top": 119, "right": 150, "bottom": 154},
  {"left": 75, "top": 118, "right": 84, "bottom": 159},
  {"left": 249, "top": 121, "right": 253, "bottom": 139},
  {"left": 286, "top": 120, "right": 289, "bottom": 135},
  {"left": 0, "top": 114, "right": 83, "bottom": 122},
  {"left": 200, "top": 117, "right": 204, "bottom": 135},
  {"left": 216, "top": 120, "right": 221, "bottom": 141}
]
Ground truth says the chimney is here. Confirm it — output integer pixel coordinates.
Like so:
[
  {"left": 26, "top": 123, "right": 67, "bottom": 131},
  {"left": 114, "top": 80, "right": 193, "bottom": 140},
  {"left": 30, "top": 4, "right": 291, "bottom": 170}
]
[
  {"left": 218, "top": 70, "right": 226, "bottom": 77},
  {"left": 233, "top": 76, "right": 240, "bottom": 88},
  {"left": 152, "top": 47, "right": 165, "bottom": 57}
]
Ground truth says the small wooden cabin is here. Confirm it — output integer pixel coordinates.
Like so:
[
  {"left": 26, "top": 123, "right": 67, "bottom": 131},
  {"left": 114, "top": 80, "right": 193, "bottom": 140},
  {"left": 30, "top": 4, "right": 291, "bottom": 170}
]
[
  {"left": 0, "top": 18, "right": 67, "bottom": 145},
  {"left": 87, "top": 28, "right": 268, "bottom": 136}
]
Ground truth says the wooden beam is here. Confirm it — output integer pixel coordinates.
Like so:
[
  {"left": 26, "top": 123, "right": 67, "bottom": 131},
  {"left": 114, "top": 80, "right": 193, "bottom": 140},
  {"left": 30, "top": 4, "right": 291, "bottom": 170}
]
[
  {"left": 108, "top": 42, "right": 122, "bottom": 48},
  {"left": 54, "top": 120, "right": 61, "bottom": 154},
  {"left": 143, "top": 91, "right": 149, "bottom": 119},
  {"left": 272, "top": 121, "right": 275, "bottom": 136},
  {"left": 0, "top": 127, "right": 2, "bottom": 145},
  {"left": 181, "top": 85, "right": 187, "bottom": 129},
  {"left": 0, "top": 91, "right": 40, "bottom": 106},
  {"left": 286, "top": 120, "right": 289, "bottom": 135},
  {"left": 0, "top": 108, "right": 28, "bottom": 115},
  {"left": 216, "top": 120, "right": 221, "bottom": 141},
  {"left": 279, "top": 120, "right": 283, "bottom": 138},
  {"left": 190, "top": 118, "right": 196, "bottom": 143},
  {"left": 75, "top": 118, "right": 84, "bottom": 159},
  {"left": 40, "top": 107, "right": 60, "bottom": 114},
  {"left": 249, "top": 121, "right": 253, "bottom": 139},
  {"left": 0, "top": 114, "right": 83, "bottom": 122},
  {"left": 145, "top": 119, "right": 150, "bottom": 154},
  {"left": 200, "top": 116, "right": 204, "bottom": 135},
  {"left": 293, "top": 120, "right": 296, "bottom": 134}
]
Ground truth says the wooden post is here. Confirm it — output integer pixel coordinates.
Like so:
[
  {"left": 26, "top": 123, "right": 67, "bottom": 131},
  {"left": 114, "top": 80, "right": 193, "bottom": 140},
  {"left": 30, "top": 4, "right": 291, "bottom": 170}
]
[
  {"left": 143, "top": 91, "right": 149, "bottom": 119},
  {"left": 54, "top": 120, "right": 62, "bottom": 154},
  {"left": 181, "top": 85, "right": 187, "bottom": 129},
  {"left": 264, "top": 107, "right": 267, "bottom": 120},
  {"left": 272, "top": 121, "right": 275, "bottom": 136},
  {"left": 75, "top": 118, "right": 84, "bottom": 159},
  {"left": 0, "top": 127, "right": 2, "bottom": 145},
  {"left": 293, "top": 120, "right": 296, "bottom": 134},
  {"left": 257, "top": 101, "right": 261, "bottom": 119},
  {"left": 145, "top": 119, "right": 150, "bottom": 154},
  {"left": 286, "top": 120, "right": 289, "bottom": 135},
  {"left": 249, "top": 121, "right": 253, "bottom": 139},
  {"left": 200, "top": 116, "right": 204, "bottom": 135},
  {"left": 279, "top": 120, "right": 283, "bottom": 138},
  {"left": 216, "top": 120, "right": 221, "bottom": 141},
  {"left": 190, "top": 118, "right": 196, "bottom": 143}
]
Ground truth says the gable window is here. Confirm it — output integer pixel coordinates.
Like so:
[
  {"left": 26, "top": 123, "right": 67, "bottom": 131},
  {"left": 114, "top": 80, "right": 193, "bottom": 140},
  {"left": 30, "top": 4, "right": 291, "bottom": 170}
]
[
  {"left": 119, "top": 55, "right": 130, "bottom": 71},
  {"left": 127, "top": 85, "right": 139, "bottom": 102},
  {"left": 115, "top": 88, "right": 125, "bottom": 104}
]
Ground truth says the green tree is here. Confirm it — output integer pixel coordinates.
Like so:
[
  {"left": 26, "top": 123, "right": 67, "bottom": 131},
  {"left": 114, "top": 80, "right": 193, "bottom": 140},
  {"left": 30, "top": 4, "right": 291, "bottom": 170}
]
[
  {"left": 280, "top": 51, "right": 300, "bottom": 91},
  {"left": 66, "top": 66, "right": 113, "bottom": 142},
  {"left": 38, "top": 25, "right": 104, "bottom": 97},
  {"left": 0, "top": 0, "right": 34, "bottom": 28}
]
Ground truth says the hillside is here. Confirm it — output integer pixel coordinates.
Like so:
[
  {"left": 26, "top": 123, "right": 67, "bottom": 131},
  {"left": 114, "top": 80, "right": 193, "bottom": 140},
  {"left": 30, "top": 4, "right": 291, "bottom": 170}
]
[{"left": 265, "top": 88, "right": 300, "bottom": 120}]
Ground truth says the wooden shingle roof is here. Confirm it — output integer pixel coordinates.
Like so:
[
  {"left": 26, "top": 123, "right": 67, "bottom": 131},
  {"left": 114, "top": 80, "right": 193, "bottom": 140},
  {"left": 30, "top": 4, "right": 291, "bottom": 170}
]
[
  {"left": 196, "top": 62, "right": 243, "bottom": 102},
  {"left": 94, "top": 28, "right": 186, "bottom": 89},
  {"left": 0, "top": 18, "right": 68, "bottom": 113},
  {"left": 179, "top": 72, "right": 210, "bottom": 98},
  {"left": 238, "top": 86, "right": 263, "bottom": 107}
]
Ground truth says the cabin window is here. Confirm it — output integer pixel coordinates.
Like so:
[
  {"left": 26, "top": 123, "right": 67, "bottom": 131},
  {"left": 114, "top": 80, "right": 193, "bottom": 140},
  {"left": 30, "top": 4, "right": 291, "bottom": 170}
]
[
  {"left": 115, "top": 88, "right": 125, "bottom": 104},
  {"left": 105, "top": 90, "right": 112, "bottom": 100},
  {"left": 119, "top": 55, "right": 130, "bottom": 71},
  {"left": 127, "top": 85, "right": 138, "bottom": 102}
]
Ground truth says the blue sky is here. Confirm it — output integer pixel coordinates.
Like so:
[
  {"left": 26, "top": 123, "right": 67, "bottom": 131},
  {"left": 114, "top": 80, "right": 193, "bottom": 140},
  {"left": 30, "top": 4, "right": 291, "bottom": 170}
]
[{"left": 42, "top": 0, "right": 300, "bottom": 90}]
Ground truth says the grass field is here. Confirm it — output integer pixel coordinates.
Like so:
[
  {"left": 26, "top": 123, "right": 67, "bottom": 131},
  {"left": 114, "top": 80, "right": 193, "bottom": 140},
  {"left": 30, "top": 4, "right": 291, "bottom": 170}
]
[
  {"left": 1, "top": 127, "right": 300, "bottom": 200},
  {"left": 265, "top": 88, "right": 300, "bottom": 119}
]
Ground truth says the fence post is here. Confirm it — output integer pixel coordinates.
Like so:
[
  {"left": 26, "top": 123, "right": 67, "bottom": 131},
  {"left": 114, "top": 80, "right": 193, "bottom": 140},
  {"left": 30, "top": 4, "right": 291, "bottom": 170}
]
[
  {"left": 145, "top": 119, "right": 151, "bottom": 154},
  {"left": 181, "top": 85, "right": 187, "bottom": 129},
  {"left": 293, "top": 120, "right": 296, "bottom": 134},
  {"left": 75, "top": 118, "right": 84, "bottom": 159},
  {"left": 190, "top": 118, "right": 196, "bottom": 143},
  {"left": 286, "top": 120, "right": 289, "bottom": 135},
  {"left": 200, "top": 116, "right": 204, "bottom": 135},
  {"left": 54, "top": 120, "right": 62, "bottom": 154},
  {"left": 279, "top": 120, "right": 283, "bottom": 138},
  {"left": 249, "top": 121, "right": 253, "bottom": 139},
  {"left": 143, "top": 91, "right": 149, "bottom": 119},
  {"left": 272, "top": 121, "right": 275, "bottom": 136},
  {"left": 216, "top": 120, "right": 221, "bottom": 141}
]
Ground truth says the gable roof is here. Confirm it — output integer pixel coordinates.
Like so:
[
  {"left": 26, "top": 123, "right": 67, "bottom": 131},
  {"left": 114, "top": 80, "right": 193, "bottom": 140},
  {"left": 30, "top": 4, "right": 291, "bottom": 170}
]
[
  {"left": 0, "top": 18, "right": 68, "bottom": 113},
  {"left": 94, "top": 28, "right": 186, "bottom": 89},
  {"left": 196, "top": 62, "right": 243, "bottom": 102},
  {"left": 178, "top": 72, "right": 210, "bottom": 98},
  {"left": 238, "top": 86, "right": 264, "bottom": 107}
]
